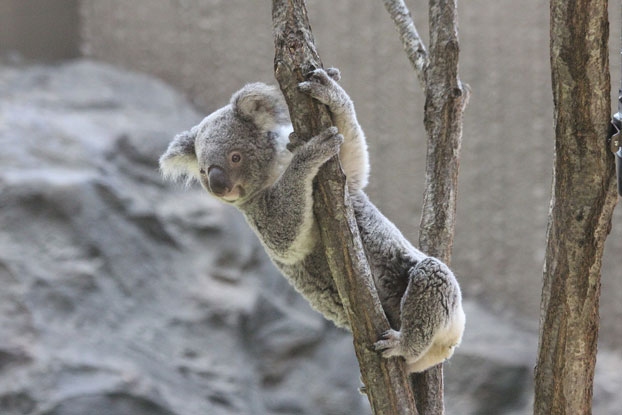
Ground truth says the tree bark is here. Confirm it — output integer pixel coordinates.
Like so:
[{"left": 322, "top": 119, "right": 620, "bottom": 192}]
[
  {"left": 383, "top": 0, "right": 469, "bottom": 413},
  {"left": 381, "top": 0, "right": 429, "bottom": 89},
  {"left": 383, "top": 0, "right": 468, "bottom": 412},
  {"left": 271, "top": 1, "right": 418, "bottom": 414},
  {"left": 533, "top": 0, "right": 619, "bottom": 414}
]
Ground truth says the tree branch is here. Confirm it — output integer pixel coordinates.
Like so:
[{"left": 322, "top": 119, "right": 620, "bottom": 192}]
[
  {"left": 381, "top": 0, "right": 429, "bottom": 89},
  {"left": 382, "top": 0, "right": 469, "bottom": 414},
  {"left": 272, "top": 1, "right": 418, "bottom": 414},
  {"left": 419, "top": 2, "right": 467, "bottom": 260}
]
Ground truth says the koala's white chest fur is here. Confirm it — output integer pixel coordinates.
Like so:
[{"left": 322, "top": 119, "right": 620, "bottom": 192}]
[{"left": 247, "top": 205, "right": 320, "bottom": 266}]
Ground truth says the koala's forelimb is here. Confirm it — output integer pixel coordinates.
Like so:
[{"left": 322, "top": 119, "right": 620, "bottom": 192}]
[
  {"left": 248, "top": 127, "right": 343, "bottom": 262},
  {"left": 298, "top": 68, "right": 370, "bottom": 192}
]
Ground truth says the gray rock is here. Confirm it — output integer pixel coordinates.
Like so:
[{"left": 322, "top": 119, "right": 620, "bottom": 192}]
[{"left": 0, "top": 60, "right": 367, "bottom": 415}]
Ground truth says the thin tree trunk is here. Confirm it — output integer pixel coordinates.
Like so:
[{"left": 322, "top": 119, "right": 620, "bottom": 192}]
[
  {"left": 533, "top": 0, "right": 618, "bottom": 413},
  {"left": 271, "top": 1, "right": 418, "bottom": 414},
  {"left": 382, "top": 0, "right": 468, "bottom": 413}
]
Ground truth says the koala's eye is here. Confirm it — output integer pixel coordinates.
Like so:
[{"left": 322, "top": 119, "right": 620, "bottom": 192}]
[
  {"left": 231, "top": 152, "right": 242, "bottom": 163},
  {"left": 199, "top": 168, "right": 206, "bottom": 175}
]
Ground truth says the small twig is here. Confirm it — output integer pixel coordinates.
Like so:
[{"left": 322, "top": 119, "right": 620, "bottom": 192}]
[{"left": 381, "top": 0, "right": 429, "bottom": 89}]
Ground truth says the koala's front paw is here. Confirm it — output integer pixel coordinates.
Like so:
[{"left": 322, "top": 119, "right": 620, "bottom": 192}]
[
  {"left": 305, "top": 126, "right": 343, "bottom": 163},
  {"left": 373, "top": 329, "right": 404, "bottom": 359},
  {"left": 298, "top": 68, "right": 349, "bottom": 112}
]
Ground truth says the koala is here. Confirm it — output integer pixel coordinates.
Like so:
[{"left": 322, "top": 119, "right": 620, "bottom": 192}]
[{"left": 160, "top": 68, "right": 465, "bottom": 374}]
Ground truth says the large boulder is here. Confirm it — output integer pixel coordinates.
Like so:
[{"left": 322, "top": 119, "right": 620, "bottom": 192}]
[{"left": 0, "top": 60, "right": 368, "bottom": 415}]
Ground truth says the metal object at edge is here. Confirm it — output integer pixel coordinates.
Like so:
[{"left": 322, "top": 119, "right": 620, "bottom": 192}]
[{"left": 610, "top": 107, "right": 622, "bottom": 197}]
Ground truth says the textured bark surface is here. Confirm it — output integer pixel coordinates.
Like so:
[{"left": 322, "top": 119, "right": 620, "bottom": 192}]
[
  {"left": 382, "top": 1, "right": 468, "bottom": 413},
  {"left": 418, "top": 0, "right": 467, "bottom": 264},
  {"left": 381, "top": 0, "right": 428, "bottom": 89},
  {"left": 534, "top": 0, "right": 619, "bottom": 414},
  {"left": 272, "top": 1, "right": 418, "bottom": 414},
  {"left": 393, "top": 1, "right": 468, "bottom": 414}
]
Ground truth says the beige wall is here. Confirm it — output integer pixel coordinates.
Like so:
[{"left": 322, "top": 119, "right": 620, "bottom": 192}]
[
  {"left": 0, "top": 0, "right": 80, "bottom": 61},
  {"left": 80, "top": 0, "right": 622, "bottom": 348}
]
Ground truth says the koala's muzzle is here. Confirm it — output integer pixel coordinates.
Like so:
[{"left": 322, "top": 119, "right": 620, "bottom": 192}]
[{"left": 207, "top": 166, "right": 232, "bottom": 196}]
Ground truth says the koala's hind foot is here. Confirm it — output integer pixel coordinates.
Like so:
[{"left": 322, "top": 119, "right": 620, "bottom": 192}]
[
  {"left": 374, "top": 327, "right": 441, "bottom": 374},
  {"left": 373, "top": 329, "right": 405, "bottom": 359},
  {"left": 374, "top": 258, "right": 465, "bottom": 373}
]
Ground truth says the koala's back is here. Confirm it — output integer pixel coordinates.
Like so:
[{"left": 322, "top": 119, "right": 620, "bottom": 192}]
[{"left": 273, "top": 191, "right": 423, "bottom": 331}]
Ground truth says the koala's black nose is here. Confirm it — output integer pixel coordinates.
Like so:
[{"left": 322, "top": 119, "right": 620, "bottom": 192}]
[{"left": 207, "top": 166, "right": 231, "bottom": 196}]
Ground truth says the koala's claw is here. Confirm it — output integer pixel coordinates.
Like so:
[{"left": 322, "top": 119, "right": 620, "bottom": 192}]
[
  {"left": 305, "top": 67, "right": 340, "bottom": 83},
  {"left": 287, "top": 131, "right": 305, "bottom": 152},
  {"left": 325, "top": 68, "right": 341, "bottom": 82},
  {"left": 315, "top": 126, "right": 339, "bottom": 140},
  {"left": 358, "top": 375, "right": 367, "bottom": 395},
  {"left": 297, "top": 81, "right": 315, "bottom": 94},
  {"left": 319, "top": 129, "right": 343, "bottom": 151},
  {"left": 305, "top": 126, "right": 343, "bottom": 161},
  {"left": 305, "top": 68, "right": 332, "bottom": 85},
  {"left": 299, "top": 68, "right": 348, "bottom": 110},
  {"left": 373, "top": 329, "right": 403, "bottom": 359}
]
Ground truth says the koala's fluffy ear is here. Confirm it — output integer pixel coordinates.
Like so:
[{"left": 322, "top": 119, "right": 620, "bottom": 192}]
[
  {"left": 231, "top": 83, "right": 289, "bottom": 131},
  {"left": 159, "top": 127, "right": 200, "bottom": 184}
]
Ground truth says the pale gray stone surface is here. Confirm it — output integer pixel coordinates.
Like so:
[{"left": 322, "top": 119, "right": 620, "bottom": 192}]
[{"left": 0, "top": 61, "right": 368, "bottom": 415}]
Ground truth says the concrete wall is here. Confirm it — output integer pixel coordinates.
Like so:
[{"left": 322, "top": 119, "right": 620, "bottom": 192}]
[
  {"left": 0, "top": 0, "right": 80, "bottom": 61},
  {"left": 79, "top": 0, "right": 622, "bottom": 348}
]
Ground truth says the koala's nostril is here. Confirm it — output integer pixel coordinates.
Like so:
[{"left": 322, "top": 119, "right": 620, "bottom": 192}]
[{"left": 207, "top": 166, "right": 231, "bottom": 196}]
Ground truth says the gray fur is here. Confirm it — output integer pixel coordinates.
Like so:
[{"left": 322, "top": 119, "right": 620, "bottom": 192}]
[{"left": 159, "top": 69, "right": 465, "bottom": 373}]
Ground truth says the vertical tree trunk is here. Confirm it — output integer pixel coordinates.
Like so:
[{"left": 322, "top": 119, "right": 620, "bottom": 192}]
[
  {"left": 411, "top": 1, "right": 468, "bottom": 414},
  {"left": 381, "top": 0, "right": 468, "bottom": 412},
  {"left": 534, "top": 1, "right": 618, "bottom": 413},
  {"left": 272, "top": 1, "right": 418, "bottom": 413}
]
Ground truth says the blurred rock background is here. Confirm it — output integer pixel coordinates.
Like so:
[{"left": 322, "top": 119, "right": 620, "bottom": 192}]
[{"left": 1, "top": 1, "right": 621, "bottom": 414}]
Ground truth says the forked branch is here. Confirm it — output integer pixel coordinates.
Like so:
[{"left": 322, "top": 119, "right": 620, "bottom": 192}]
[{"left": 382, "top": 0, "right": 469, "bottom": 414}]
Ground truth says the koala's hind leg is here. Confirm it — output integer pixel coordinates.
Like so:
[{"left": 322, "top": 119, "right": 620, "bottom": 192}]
[
  {"left": 374, "top": 258, "right": 465, "bottom": 373},
  {"left": 298, "top": 68, "right": 370, "bottom": 192}
]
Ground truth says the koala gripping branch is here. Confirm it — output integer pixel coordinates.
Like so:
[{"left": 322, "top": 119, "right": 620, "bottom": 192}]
[{"left": 272, "top": 1, "right": 418, "bottom": 414}]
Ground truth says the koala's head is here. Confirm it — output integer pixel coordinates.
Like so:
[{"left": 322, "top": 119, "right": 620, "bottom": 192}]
[{"left": 160, "top": 83, "right": 292, "bottom": 205}]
